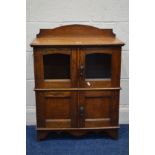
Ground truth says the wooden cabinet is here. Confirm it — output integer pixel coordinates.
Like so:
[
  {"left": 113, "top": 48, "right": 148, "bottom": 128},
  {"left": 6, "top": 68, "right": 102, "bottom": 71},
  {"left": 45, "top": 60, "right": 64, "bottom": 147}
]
[{"left": 31, "top": 25, "right": 124, "bottom": 140}]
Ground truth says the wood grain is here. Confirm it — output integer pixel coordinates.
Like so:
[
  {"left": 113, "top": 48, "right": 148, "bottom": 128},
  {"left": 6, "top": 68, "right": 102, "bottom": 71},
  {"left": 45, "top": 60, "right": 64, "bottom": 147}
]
[
  {"left": 32, "top": 24, "right": 124, "bottom": 140},
  {"left": 31, "top": 25, "right": 124, "bottom": 47}
]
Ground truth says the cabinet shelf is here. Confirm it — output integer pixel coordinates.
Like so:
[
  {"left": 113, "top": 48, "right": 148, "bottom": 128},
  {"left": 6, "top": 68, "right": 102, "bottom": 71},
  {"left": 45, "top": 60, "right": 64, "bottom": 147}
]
[{"left": 34, "top": 87, "right": 121, "bottom": 91}]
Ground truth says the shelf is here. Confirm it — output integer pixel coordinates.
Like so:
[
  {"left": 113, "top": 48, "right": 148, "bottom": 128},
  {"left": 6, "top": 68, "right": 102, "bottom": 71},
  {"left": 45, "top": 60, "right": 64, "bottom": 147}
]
[
  {"left": 37, "top": 126, "right": 119, "bottom": 131},
  {"left": 34, "top": 87, "right": 121, "bottom": 91}
]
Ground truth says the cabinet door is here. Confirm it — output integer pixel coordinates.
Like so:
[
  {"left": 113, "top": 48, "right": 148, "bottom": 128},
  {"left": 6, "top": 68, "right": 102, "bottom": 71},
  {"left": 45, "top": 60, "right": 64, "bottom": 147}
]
[
  {"left": 34, "top": 48, "right": 78, "bottom": 128},
  {"left": 34, "top": 48, "right": 77, "bottom": 88},
  {"left": 78, "top": 47, "right": 121, "bottom": 128},
  {"left": 36, "top": 91, "right": 77, "bottom": 128}
]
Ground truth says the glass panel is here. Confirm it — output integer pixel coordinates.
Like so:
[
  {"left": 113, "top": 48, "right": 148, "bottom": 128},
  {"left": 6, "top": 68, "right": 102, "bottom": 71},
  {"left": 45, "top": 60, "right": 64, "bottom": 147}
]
[
  {"left": 85, "top": 53, "right": 111, "bottom": 79},
  {"left": 43, "top": 54, "right": 70, "bottom": 79}
]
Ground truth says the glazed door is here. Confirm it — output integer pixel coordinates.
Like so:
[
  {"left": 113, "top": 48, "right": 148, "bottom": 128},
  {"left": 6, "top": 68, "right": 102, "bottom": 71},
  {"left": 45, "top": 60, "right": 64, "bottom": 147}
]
[
  {"left": 78, "top": 47, "right": 121, "bottom": 128},
  {"left": 34, "top": 48, "right": 77, "bottom": 128},
  {"left": 34, "top": 48, "right": 77, "bottom": 88}
]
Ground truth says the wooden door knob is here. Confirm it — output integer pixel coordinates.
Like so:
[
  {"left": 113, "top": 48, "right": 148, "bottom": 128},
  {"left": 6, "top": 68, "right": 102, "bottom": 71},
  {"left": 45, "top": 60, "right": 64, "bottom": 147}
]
[
  {"left": 80, "top": 65, "right": 85, "bottom": 77},
  {"left": 79, "top": 106, "right": 84, "bottom": 117}
]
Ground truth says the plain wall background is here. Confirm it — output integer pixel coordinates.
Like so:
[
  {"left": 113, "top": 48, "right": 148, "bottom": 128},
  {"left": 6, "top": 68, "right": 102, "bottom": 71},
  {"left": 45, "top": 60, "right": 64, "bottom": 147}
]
[{"left": 26, "top": 0, "right": 129, "bottom": 125}]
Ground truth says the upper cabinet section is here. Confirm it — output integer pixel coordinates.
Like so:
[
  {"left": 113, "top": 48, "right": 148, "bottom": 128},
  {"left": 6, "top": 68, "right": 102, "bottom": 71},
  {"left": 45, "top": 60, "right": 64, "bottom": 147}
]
[{"left": 30, "top": 25, "right": 125, "bottom": 47}]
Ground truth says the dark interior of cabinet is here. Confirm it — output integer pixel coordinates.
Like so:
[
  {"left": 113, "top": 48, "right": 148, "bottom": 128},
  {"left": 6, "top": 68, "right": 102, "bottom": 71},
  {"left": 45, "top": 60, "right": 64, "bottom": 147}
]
[
  {"left": 85, "top": 53, "right": 112, "bottom": 79},
  {"left": 43, "top": 54, "right": 70, "bottom": 79}
]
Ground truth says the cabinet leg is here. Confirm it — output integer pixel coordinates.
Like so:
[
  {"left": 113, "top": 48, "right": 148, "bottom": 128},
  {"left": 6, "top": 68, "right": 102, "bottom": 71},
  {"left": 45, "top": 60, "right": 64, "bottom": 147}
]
[
  {"left": 105, "top": 129, "right": 119, "bottom": 139},
  {"left": 37, "top": 130, "right": 49, "bottom": 141}
]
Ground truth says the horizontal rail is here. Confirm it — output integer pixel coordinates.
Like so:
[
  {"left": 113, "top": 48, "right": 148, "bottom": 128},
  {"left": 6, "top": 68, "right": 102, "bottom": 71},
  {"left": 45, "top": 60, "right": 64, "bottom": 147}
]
[
  {"left": 34, "top": 87, "right": 121, "bottom": 91},
  {"left": 37, "top": 126, "right": 119, "bottom": 131}
]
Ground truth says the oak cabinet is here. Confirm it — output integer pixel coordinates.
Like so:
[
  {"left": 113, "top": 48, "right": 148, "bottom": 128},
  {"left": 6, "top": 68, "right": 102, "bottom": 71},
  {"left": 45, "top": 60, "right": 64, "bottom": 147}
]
[{"left": 31, "top": 25, "right": 124, "bottom": 140}]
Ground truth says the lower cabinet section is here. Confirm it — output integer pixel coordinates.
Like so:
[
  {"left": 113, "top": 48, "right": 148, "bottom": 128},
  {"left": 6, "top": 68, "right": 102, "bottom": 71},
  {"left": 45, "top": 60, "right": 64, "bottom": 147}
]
[
  {"left": 36, "top": 127, "right": 119, "bottom": 140},
  {"left": 45, "top": 95, "right": 71, "bottom": 128},
  {"left": 35, "top": 90, "right": 120, "bottom": 140},
  {"left": 82, "top": 91, "right": 112, "bottom": 128},
  {"left": 36, "top": 91, "right": 77, "bottom": 129}
]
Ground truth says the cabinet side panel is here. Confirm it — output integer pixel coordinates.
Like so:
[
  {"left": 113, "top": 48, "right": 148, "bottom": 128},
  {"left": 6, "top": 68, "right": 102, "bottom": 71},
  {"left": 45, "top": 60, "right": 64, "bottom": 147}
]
[
  {"left": 33, "top": 47, "right": 43, "bottom": 88},
  {"left": 111, "top": 47, "right": 121, "bottom": 125},
  {"left": 111, "top": 47, "right": 121, "bottom": 87},
  {"left": 110, "top": 91, "right": 120, "bottom": 125}
]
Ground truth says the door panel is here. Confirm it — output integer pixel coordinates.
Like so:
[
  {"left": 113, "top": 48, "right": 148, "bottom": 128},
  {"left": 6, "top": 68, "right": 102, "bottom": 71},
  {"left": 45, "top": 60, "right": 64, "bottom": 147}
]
[
  {"left": 34, "top": 48, "right": 77, "bottom": 88},
  {"left": 85, "top": 97, "right": 111, "bottom": 118},
  {"left": 78, "top": 91, "right": 112, "bottom": 128},
  {"left": 45, "top": 96, "right": 71, "bottom": 128},
  {"left": 36, "top": 91, "right": 77, "bottom": 128},
  {"left": 78, "top": 47, "right": 113, "bottom": 89}
]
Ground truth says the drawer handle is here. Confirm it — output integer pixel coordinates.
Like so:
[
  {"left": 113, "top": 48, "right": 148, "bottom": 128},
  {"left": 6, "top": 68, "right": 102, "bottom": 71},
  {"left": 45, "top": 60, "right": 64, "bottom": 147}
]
[{"left": 79, "top": 106, "right": 84, "bottom": 117}]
